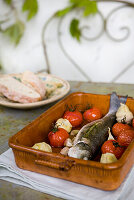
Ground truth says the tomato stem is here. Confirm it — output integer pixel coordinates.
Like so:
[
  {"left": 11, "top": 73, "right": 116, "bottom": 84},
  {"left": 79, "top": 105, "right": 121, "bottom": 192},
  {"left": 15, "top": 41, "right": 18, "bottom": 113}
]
[
  {"left": 112, "top": 141, "right": 124, "bottom": 148},
  {"left": 52, "top": 127, "right": 58, "bottom": 133}
]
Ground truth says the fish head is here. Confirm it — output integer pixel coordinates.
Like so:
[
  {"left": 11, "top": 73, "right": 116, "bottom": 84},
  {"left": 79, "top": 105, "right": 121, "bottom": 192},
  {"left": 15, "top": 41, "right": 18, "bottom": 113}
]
[{"left": 68, "top": 142, "right": 91, "bottom": 160}]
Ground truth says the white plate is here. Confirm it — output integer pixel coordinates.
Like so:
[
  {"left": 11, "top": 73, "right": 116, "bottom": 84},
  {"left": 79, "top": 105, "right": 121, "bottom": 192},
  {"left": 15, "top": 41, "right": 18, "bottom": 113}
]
[{"left": 0, "top": 73, "right": 70, "bottom": 109}]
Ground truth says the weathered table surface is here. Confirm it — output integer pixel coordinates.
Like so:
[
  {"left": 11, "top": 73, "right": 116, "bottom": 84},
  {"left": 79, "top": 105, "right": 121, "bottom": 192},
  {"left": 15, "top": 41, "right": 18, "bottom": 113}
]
[{"left": 0, "top": 81, "right": 134, "bottom": 200}]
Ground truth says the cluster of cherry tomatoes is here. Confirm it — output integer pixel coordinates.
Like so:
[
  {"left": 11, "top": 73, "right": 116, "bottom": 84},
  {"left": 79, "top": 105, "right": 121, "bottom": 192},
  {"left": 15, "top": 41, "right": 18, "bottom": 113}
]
[
  {"left": 63, "top": 107, "right": 102, "bottom": 127},
  {"left": 101, "top": 121, "right": 134, "bottom": 159},
  {"left": 48, "top": 104, "right": 134, "bottom": 161},
  {"left": 48, "top": 107, "right": 102, "bottom": 148}
]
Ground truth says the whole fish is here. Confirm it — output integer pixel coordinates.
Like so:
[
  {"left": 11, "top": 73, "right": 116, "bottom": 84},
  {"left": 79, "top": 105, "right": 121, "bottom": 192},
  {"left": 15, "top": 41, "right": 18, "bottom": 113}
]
[{"left": 68, "top": 92, "right": 127, "bottom": 160}]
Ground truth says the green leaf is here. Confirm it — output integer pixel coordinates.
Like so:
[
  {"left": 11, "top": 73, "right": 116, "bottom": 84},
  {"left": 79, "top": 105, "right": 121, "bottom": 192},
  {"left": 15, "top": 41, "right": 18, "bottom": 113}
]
[
  {"left": 56, "top": 6, "right": 74, "bottom": 17},
  {"left": 70, "top": 19, "right": 81, "bottom": 41},
  {"left": 4, "top": 0, "right": 12, "bottom": 5},
  {"left": 83, "top": 1, "right": 97, "bottom": 16},
  {"left": 56, "top": 0, "right": 97, "bottom": 19},
  {"left": 22, "top": 0, "right": 38, "bottom": 20},
  {"left": 3, "top": 21, "right": 25, "bottom": 45},
  {"left": 70, "top": 0, "right": 97, "bottom": 17}
]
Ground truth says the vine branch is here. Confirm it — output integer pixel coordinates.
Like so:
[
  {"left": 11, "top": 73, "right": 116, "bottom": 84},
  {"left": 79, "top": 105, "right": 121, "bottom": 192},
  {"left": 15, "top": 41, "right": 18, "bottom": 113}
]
[{"left": 41, "top": 14, "right": 56, "bottom": 74}]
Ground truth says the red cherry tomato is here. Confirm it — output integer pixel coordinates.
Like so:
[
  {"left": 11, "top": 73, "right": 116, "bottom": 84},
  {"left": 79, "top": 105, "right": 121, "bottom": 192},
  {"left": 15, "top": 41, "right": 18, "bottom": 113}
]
[
  {"left": 83, "top": 107, "right": 102, "bottom": 122},
  {"left": 112, "top": 123, "right": 131, "bottom": 138},
  {"left": 48, "top": 128, "right": 69, "bottom": 147},
  {"left": 117, "top": 129, "right": 134, "bottom": 147},
  {"left": 101, "top": 139, "right": 125, "bottom": 159},
  {"left": 63, "top": 110, "right": 83, "bottom": 127}
]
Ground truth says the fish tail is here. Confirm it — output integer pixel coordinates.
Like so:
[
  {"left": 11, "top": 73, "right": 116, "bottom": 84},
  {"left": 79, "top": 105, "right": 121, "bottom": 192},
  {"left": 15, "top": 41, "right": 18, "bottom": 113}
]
[{"left": 108, "top": 92, "right": 127, "bottom": 114}]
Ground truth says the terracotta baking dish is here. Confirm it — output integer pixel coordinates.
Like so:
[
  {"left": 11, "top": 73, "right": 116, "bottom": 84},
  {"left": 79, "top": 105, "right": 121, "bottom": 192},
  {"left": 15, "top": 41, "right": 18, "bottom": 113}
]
[{"left": 9, "top": 92, "right": 134, "bottom": 191}]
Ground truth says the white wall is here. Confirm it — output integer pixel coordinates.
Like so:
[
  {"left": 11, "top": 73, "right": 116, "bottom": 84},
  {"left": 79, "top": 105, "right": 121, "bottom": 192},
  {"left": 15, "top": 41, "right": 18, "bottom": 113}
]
[{"left": 0, "top": 0, "right": 134, "bottom": 83}]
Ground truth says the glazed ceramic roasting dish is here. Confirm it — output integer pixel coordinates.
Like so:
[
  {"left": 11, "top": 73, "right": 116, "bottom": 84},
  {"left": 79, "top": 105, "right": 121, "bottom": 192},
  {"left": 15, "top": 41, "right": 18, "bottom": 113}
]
[{"left": 9, "top": 92, "right": 134, "bottom": 190}]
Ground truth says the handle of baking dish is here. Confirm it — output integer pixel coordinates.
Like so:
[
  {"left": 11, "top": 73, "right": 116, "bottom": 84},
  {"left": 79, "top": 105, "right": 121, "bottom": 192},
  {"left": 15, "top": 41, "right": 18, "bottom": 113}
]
[{"left": 35, "top": 159, "right": 75, "bottom": 171}]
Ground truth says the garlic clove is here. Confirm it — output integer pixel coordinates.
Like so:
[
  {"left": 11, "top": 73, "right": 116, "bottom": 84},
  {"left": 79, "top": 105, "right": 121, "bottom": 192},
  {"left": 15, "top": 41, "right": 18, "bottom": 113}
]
[
  {"left": 64, "top": 138, "right": 73, "bottom": 147},
  {"left": 116, "top": 103, "right": 133, "bottom": 124},
  {"left": 60, "top": 147, "right": 69, "bottom": 155}
]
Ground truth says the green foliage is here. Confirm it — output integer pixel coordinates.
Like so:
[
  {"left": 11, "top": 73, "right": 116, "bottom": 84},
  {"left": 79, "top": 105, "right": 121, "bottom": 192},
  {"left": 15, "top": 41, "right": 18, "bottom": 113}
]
[
  {"left": 22, "top": 0, "right": 38, "bottom": 20},
  {"left": 56, "top": 6, "right": 74, "bottom": 17},
  {"left": 57, "top": 0, "right": 97, "bottom": 18},
  {"left": 1, "top": 0, "right": 39, "bottom": 45},
  {"left": 83, "top": 2, "right": 97, "bottom": 16},
  {"left": 3, "top": 21, "right": 25, "bottom": 45},
  {"left": 70, "top": 0, "right": 97, "bottom": 17},
  {"left": 56, "top": 0, "right": 97, "bottom": 41},
  {"left": 70, "top": 19, "right": 81, "bottom": 41},
  {"left": 1, "top": 0, "right": 97, "bottom": 45},
  {"left": 4, "top": 0, "right": 12, "bottom": 5}
]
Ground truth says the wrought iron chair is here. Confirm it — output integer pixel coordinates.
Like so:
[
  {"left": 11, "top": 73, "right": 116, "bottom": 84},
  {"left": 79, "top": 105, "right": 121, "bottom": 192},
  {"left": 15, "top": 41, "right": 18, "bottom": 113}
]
[{"left": 42, "top": 0, "right": 134, "bottom": 83}]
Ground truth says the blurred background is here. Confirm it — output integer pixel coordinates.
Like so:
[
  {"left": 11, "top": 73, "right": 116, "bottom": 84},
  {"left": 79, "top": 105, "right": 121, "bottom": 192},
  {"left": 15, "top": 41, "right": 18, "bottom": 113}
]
[{"left": 0, "top": 0, "right": 134, "bottom": 83}]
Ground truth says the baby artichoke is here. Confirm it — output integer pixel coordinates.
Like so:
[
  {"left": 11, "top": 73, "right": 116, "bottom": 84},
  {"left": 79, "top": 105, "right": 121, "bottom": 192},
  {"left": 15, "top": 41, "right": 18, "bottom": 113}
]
[
  {"left": 32, "top": 142, "right": 52, "bottom": 152},
  {"left": 55, "top": 118, "right": 72, "bottom": 133},
  {"left": 100, "top": 153, "right": 117, "bottom": 163}
]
